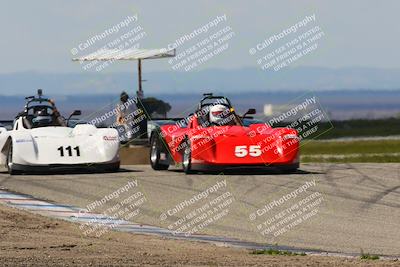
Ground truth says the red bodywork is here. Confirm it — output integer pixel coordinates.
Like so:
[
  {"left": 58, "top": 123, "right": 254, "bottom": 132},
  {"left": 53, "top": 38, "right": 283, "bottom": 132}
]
[{"left": 159, "top": 114, "right": 300, "bottom": 169}]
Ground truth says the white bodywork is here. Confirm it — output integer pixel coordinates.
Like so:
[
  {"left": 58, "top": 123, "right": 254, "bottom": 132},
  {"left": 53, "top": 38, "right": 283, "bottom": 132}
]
[{"left": 0, "top": 117, "right": 120, "bottom": 171}]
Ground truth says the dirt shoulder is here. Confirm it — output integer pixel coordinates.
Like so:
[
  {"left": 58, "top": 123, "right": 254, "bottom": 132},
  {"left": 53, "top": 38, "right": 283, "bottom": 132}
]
[{"left": 0, "top": 204, "right": 397, "bottom": 267}]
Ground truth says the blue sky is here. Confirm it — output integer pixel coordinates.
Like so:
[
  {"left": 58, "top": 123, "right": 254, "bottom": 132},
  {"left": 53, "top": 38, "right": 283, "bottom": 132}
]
[{"left": 1, "top": 0, "right": 400, "bottom": 74}]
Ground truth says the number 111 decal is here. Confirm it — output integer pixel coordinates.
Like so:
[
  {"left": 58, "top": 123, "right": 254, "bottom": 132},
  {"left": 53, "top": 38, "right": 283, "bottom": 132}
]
[{"left": 57, "top": 146, "right": 81, "bottom": 157}]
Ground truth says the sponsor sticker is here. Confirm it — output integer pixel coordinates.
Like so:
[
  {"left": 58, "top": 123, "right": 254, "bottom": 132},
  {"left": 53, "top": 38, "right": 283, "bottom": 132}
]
[
  {"left": 103, "top": 136, "right": 118, "bottom": 141},
  {"left": 15, "top": 139, "right": 33, "bottom": 143}
]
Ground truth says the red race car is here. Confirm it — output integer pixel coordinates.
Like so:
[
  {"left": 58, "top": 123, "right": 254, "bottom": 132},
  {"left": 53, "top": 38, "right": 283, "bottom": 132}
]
[{"left": 149, "top": 94, "right": 300, "bottom": 173}]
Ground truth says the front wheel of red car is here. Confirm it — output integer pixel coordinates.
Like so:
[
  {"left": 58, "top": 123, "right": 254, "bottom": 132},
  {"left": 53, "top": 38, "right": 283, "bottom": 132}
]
[
  {"left": 182, "top": 139, "right": 194, "bottom": 174},
  {"left": 150, "top": 134, "right": 169, "bottom": 171}
]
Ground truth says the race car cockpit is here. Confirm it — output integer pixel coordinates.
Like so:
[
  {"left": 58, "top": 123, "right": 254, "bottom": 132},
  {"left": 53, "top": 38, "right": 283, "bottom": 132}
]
[
  {"left": 27, "top": 105, "right": 59, "bottom": 128},
  {"left": 14, "top": 90, "right": 80, "bottom": 129},
  {"left": 195, "top": 93, "right": 255, "bottom": 127}
]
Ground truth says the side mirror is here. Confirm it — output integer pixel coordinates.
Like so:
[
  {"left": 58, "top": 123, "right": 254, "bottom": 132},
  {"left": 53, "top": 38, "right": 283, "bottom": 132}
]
[
  {"left": 0, "top": 127, "right": 7, "bottom": 134},
  {"left": 67, "top": 110, "right": 82, "bottom": 126},
  {"left": 71, "top": 110, "right": 82, "bottom": 116},
  {"left": 243, "top": 108, "right": 256, "bottom": 117}
]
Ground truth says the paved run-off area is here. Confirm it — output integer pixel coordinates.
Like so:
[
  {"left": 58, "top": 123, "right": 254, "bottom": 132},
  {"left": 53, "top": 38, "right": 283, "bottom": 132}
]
[{"left": 0, "top": 163, "right": 399, "bottom": 257}]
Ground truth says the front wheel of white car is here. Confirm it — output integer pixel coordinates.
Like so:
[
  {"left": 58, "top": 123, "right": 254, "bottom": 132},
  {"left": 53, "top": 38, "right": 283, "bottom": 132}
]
[{"left": 6, "top": 142, "right": 18, "bottom": 175}]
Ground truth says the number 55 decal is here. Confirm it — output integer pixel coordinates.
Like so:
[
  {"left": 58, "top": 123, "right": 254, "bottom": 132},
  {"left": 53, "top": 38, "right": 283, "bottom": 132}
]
[{"left": 235, "top": 145, "right": 262, "bottom": 157}]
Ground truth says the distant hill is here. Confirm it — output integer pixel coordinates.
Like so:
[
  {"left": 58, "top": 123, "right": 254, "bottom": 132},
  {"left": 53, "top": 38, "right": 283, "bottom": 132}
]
[
  {"left": 1, "top": 90, "right": 400, "bottom": 121},
  {"left": 1, "top": 67, "right": 400, "bottom": 96},
  {"left": 1, "top": 66, "right": 400, "bottom": 120}
]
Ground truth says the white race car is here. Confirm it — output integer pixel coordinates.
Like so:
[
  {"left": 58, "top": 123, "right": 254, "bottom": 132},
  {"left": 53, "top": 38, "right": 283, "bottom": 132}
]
[{"left": 0, "top": 90, "right": 120, "bottom": 174}]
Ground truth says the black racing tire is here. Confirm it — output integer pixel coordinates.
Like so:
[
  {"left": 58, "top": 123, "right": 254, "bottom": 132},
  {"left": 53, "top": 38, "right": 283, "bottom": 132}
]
[
  {"left": 149, "top": 133, "right": 169, "bottom": 171},
  {"left": 106, "top": 162, "right": 121, "bottom": 172},
  {"left": 182, "top": 138, "right": 195, "bottom": 174},
  {"left": 281, "top": 168, "right": 298, "bottom": 174},
  {"left": 6, "top": 141, "right": 19, "bottom": 175},
  {"left": 278, "top": 163, "right": 299, "bottom": 174}
]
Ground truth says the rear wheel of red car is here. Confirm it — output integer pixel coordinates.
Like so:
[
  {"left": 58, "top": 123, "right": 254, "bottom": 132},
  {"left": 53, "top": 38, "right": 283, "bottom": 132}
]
[
  {"left": 182, "top": 138, "right": 194, "bottom": 174},
  {"left": 150, "top": 133, "right": 169, "bottom": 170}
]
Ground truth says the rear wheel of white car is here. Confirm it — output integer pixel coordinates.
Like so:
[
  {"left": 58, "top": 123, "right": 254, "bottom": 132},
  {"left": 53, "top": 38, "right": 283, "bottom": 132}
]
[
  {"left": 150, "top": 133, "right": 169, "bottom": 170},
  {"left": 6, "top": 142, "right": 17, "bottom": 175},
  {"left": 182, "top": 138, "right": 194, "bottom": 174}
]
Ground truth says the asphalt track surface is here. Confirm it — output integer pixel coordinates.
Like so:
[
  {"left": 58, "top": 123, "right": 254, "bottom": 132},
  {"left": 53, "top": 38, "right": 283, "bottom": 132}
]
[{"left": 0, "top": 163, "right": 399, "bottom": 256}]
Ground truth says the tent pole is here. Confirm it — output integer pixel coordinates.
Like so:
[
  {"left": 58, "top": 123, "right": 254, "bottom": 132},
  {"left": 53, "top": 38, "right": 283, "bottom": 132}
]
[
  {"left": 138, "top": 59, "right": 142, "bottom": 98},
  {"left": 136, "top": 58, "right": 147, "bottom": 140}
]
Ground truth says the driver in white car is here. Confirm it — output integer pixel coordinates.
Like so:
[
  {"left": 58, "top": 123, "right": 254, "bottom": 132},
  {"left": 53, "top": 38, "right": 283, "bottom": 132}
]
[
  {"left": 209, "top": 104, "right": 238, "bottom": 126},
  {"left": 31, "top": 101, "right": 66, "bottom": 127}
]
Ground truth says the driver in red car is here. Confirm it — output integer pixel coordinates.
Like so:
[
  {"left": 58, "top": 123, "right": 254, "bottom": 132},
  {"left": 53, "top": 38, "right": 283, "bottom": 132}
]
[{"left": 209, "top": 104, "right": 239, "bottom": 126}]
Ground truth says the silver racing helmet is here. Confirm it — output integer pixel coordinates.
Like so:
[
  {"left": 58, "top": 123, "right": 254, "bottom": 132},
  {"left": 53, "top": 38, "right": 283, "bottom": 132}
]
[{"left": 209, "top": 104, "right": 231, "bottom": 125}]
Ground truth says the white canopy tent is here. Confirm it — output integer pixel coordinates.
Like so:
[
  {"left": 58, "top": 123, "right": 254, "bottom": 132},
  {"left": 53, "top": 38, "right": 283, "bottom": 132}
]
[
  {"left": 72, "top": 48, "right": 176, "bottom": 142},
  {"left": 72, "top": 48, "right": 175, "bottom": 61},
  {"left": 72, "top": 48, "right": 176, "bottom": 97}
]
